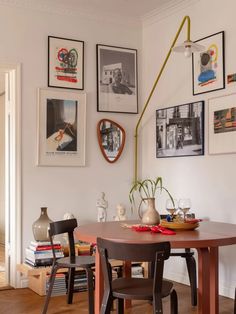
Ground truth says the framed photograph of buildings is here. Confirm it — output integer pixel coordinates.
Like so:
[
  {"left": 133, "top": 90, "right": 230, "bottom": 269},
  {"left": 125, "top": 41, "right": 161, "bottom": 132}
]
[
  {"left": 192, "top": 31, "right": 225, "bottom": 95},
  {"left": 156, "top": 101, "right": 204, "bottom": 158},
  {"left": 37, "top": 88, "right": 86, "bottom": 166},
  {"left": 96, "top": 44, "right": 138, "bottom": 113},
  {"left": 48, "top": 36, "right": 84, "bottom": 90},
  {"left": 209, "top": 93, "right": 236, "bottom": 154}
]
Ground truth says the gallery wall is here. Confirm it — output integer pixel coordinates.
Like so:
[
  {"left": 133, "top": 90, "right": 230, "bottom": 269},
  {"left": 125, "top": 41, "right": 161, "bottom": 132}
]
[
  {"left": 0, "top": 3, "right": 141, "bottom": 259},
  {"left": 141, "top": 0, "right": 236, "bottom": 298}
]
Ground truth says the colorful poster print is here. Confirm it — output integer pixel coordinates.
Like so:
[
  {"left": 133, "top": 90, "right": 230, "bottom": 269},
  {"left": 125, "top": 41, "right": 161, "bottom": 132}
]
[
  {"left": 48, "top": 36, "right": 84, "bottom": 90},
  {"left": 209, "top": 93, "right": 236, "bottom": 154},
  {"left": 192, "top": 32, "right": 225, "bottom": 95}
]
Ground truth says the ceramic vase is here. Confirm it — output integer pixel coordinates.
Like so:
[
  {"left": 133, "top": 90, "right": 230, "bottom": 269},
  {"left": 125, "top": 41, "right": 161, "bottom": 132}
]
[
  {"left": 32, "top": 207, "right": 53, "bottom": 241},
  {"left": 140, "top": 198, "right": 160, "bottom": 225}
]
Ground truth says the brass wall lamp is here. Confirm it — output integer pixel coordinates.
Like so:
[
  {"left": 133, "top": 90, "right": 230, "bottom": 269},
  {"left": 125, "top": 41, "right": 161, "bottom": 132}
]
[{"left": 134, "top": 15, "right": 205, "bottom": 183}]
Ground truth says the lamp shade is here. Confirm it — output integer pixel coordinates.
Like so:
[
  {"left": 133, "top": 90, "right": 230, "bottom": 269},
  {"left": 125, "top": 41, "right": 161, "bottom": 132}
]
[{"left": 172, "top": 40, "right": 205, "bottom": 56}]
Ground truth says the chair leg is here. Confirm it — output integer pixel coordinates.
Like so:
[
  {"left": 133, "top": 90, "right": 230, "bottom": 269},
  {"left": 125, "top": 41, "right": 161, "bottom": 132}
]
[
  {"left": 185, "top": 250, "right": 197, "bottom": 306},
  {"left": 86, "top": 268, "right": 94, "bottom": 314},
  {"left": 170, "top": 289, "right": 178, "bottom": 314},
  {"left": 116, "top": 298, "right": 124, "bottom": 314},
  {"left": 67, "top": 267, "right": 75, "bottom": 304},
  {"left": 41, "top": 265, "right": 59, "bottom": 314},
  {"left": 153, "top": 293, "right": 163, "bottom": 314},
  {"left": 100, "top": 291, "right": 113, "bottom": 314}
]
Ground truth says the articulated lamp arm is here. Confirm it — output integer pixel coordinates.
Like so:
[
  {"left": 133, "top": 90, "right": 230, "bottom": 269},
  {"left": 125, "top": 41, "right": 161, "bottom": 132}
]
[{"left": 134, "top": 15, "right": 191, "bottom": 183}]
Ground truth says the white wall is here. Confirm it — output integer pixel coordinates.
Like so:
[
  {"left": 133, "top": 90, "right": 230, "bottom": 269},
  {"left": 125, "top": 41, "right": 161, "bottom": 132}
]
[
  {"left": 0, "top": 4, "right": 141, "bottom": 257},
  {"left": 0, "top": 73, "right": 5, "bottom": 244},
  {"left": 141, "top": 0, "right": 236, "bottom": 298}
]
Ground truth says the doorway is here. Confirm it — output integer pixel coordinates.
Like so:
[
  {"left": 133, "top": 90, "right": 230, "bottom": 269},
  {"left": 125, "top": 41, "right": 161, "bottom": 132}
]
[{"left": 0, "top": 64, "right": 21, "bottom": 289}]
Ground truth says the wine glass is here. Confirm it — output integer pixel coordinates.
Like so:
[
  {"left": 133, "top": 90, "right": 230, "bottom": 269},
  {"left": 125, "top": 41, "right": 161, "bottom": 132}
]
[
  {"left": 166, "top": 198, "right": 178, "bottom": 219},
  {"left": 178, "top": 198, "right": 191, "bottom": 222}
]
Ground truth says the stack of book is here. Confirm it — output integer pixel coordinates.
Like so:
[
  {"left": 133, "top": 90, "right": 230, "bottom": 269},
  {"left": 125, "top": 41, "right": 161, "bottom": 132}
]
[
  {"left": 46, "top": 273, "right": 67, "bottom": 296},
  {"left": 75, "top": 241, "right": 92, "bottom": 256},
  {"left": 25, "top": 240, "right": 64, "bottom": 267},
  {"left": 65, "top": 270, "right": 90, "bottom": 292}
]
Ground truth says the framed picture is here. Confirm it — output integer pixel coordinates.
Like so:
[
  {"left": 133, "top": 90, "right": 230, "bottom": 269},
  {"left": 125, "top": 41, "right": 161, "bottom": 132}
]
[
  {"left": 96, "top": 44, "right": 138, "bottom": 113},
  {"left": 209, "top": 93, "right": 236, "bottom": 154},
  {"left": 156, "top": 101, "right": 204, "bottom": 158},
  {"left": 48, "top": 36, "right": 84, "bottom": 90},
  {"left": 192, "top": 31, "right": 225, "bottom": 95},
  {"left": 37, "top": 88, "right": 86, "bottom": 166}
]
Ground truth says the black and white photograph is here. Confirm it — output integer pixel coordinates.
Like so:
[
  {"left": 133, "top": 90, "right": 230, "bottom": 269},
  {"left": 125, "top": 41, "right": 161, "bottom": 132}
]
[
  {"left": 156, "top": 101, "right": 204, "bottom": 158},
  {"left": 96, "top": 44, "right": 138, "bottom": 113},
  {"left": 37, "top": 88, "right": 86, "bottom": 166}
]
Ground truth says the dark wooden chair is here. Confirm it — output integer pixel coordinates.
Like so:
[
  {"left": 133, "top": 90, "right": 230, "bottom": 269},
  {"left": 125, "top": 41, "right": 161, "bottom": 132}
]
[
  {"left": 97, "top": 238, "right": 178, "bottom": 314},
  {"left": 41, "top": 219, "right": 95, "bottom": 314},
  {"left": 160, "top": 214, "right": 197, "bottom": 306}
]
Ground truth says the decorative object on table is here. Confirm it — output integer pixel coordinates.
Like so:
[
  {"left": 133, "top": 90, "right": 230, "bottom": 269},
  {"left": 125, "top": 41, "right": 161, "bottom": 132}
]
[
  {"left": 166, "top": 198, "right": 178, "bottom": 220},
  {"left": 227, "top": 73, "right": 236, "bottom": 85},
  {"left": 32, "top": 207, "right": 53, "bottom": 242},
  {"left": 208, "top": 93, "right": 236, "bottom": 154},
  {"left": 63, "top": 212, "right": 75, "bottom": 220},
  {"left": 129, "top": 177, "right": 173, "bottom": 225},
  {"left": 96, "top": 192, "right": 108, "bottom": 222},
  {"left": 37, "top": 88, "right": 86, "bottom": 166},
  {"left": 96, "top": 44, "right": 138, "bottom": 113},
  {"left": 133, "top": 16, "right": 205, "bottom": 183},
  {"left": 192, "top": 31, "right": 225, "bottom": 96},
  {"left": 160, "top": 219, "right": 200, "bottom": 230},
  {"left": 156, "top": 101, "right": 204, "bottom": 158},
  {"left": 178, "top": 198, "right": 191, "bottom": 221},
  {"left": 114, "top": 204, "right": 127, "bottom": 221},
  {"left": 97, "top": 119, "right": 126, "bottom": 163},
  {"left": 48, "top": 36, "right": 84, "bottom": 90}
]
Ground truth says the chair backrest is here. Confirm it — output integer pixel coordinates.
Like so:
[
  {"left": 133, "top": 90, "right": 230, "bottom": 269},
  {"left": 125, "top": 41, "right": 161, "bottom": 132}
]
[
  {"left": 49, "top": 218, "right": 78, "bottom": 259},
  {"left": 97, "top": 238, "right": 171, "bottom": 296}
]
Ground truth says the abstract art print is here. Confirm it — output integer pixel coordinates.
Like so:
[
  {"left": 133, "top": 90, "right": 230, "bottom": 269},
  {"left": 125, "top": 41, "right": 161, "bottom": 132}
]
[
  {"left": 96, "top": 44, "right": 138, "bottom": 113},
  {"left": 48, "top": 36, "right": 84, "bottom": 90},
  {"left": 156, "top": 101, "right": 204, "bottom": 158},
  {"left": 192, "top": 31, "right": 225, "bottom": 95},
  {"left": 37, "top": 88, "right": 86, "bottom": 166},
  {"left": 209, "top": 93, "right": 236, "bottom": 154}
]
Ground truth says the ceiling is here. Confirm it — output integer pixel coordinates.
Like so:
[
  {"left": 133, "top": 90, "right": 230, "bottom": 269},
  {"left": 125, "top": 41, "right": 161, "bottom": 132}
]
[{"left": 41, "top": 0, "right": 175, "bottom": 19}]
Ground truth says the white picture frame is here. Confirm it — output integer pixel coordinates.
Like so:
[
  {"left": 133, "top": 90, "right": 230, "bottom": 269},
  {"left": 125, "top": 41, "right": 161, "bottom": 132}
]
[
  {"left": 37, "top": 88, "right": 86, "bottom": 166},
  {"left": 209, "top": 93, "right": 236, "bottom": 155}
]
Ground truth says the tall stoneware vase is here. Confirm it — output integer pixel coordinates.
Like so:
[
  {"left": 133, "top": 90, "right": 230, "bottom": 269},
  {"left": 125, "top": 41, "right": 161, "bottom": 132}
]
[
  {"left": 32, "top": 207, "right": 53, "bottom": 241},
  {"left": 140, "top": 198, "right": 160, "bottom": 225}
]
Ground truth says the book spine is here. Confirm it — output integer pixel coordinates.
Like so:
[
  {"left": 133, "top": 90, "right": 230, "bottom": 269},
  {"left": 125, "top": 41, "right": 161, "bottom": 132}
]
[{"left": 29, "top": 245, "right": 61, "bottom": 251}]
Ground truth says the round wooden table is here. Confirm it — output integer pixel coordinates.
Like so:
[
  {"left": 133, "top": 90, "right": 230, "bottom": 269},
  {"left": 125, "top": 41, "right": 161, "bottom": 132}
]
[{"left": 75, "top": 220, "right": 236, "bottom": 314}]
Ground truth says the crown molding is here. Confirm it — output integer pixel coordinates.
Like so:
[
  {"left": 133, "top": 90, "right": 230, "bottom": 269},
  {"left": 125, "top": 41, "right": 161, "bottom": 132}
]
[
  {"left": 0, "top": 0, "right": 141, "bottom": 28},
  {"left": 142, "top": 0, "right": 200, "bottom": 27}
]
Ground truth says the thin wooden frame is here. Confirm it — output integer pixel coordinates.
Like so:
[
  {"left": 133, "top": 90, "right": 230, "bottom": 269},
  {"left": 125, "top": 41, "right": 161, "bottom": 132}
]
[
  {"left": 209, "top": 93, "right": 236, "bottom": 155},
  {"left": 97, "top": 119, "right": 126, "bottom": 163},
  {"left": 192, "top": 31, "right": 225, "bottom": 95},
  {"left": 48, "top": 36, "right": 84, "bottom": 90},
  {"left": 156, "top": 101, "right": 204, "bottom": 158},
  {"left": 37, "top": 88, "right": 86, "bottom": 166},
  {"left": 96, "top": 44, "right": 138, "bottom": 114}
]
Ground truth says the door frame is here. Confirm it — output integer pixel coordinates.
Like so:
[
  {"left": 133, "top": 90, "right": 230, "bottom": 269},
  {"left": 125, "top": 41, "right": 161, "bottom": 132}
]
[{"left": 0, "top": 63, "right": 21, "bottom": 287}]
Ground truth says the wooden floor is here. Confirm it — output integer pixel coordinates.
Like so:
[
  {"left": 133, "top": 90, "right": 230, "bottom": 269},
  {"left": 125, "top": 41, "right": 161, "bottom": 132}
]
[{"left": 0, "top": 282, "right": 234, "bottom": 314}]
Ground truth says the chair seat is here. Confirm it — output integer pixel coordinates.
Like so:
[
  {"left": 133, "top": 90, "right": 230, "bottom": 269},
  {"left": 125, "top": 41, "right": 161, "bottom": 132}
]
[
  {"left": 112, "top": 277, "right": 173, "bottom": 300},
  {"left": 56, "top": 255, "right": 95, "bottom": 268}
]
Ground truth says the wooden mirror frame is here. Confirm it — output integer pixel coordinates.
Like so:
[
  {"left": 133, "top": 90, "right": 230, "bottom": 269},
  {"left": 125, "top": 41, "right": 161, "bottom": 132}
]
[{"left": 97, "top": 119, "right": 126, "bottom": 163}]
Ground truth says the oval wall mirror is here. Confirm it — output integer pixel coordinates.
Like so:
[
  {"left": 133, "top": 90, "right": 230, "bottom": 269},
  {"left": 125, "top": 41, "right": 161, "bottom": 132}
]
[{"left": 97, "top": 119, "right": 126, "bottom": 163}]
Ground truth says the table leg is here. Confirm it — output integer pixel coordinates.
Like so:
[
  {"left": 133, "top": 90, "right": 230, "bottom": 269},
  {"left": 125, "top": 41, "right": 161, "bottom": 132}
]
[
  {"left": 123, "top": 261, "right": 132, "bottom": 308},
  {"left": 209, "top": 247, "right": 219, "bottom": 314},
  {"left": 197, "top": 247, "right": 219, "bottom": 314},
  {"left": 197, "top": 248, "right": 210, "bottom": 314},
  {"left": 95, "top": 250, "right": 103, "bottom": 314}
]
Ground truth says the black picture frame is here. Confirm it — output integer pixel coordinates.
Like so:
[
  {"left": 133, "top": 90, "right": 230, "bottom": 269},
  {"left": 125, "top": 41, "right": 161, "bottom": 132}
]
[
  {"left": 96, "top": 44, "right": 138, "bottom": 114},
  {"left": 48, "top": 36, "right": 84, "bottom": 90},
  {"left": 192, "top": 31, "right": 225, "bottom": 95},
  {"left": 156, "top": 101, "right": 204, "bottom": 158}
]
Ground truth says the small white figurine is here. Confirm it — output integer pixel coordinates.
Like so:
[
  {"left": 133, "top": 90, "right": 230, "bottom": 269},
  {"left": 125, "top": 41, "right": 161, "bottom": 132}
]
[
  {"left": 96, "top": 192, "right": 108, "bottom": 222},
  {"left": 63, "top": 212, "right": 75, "bottom": 220},
  {"left": 114, "top": 204, "right": 127, "bottom": 221}
]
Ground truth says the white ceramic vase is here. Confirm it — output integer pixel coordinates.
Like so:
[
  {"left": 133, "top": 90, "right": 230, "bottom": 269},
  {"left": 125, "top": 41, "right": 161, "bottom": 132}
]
[{"left": 140, "top": 198, "right": 160, "bottom": 225}]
